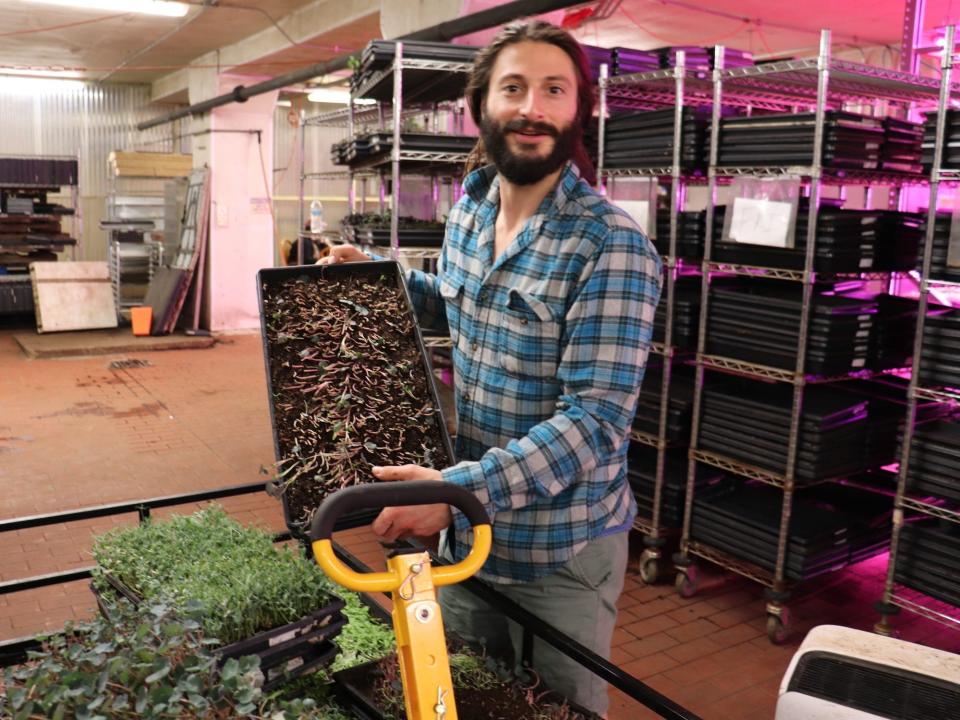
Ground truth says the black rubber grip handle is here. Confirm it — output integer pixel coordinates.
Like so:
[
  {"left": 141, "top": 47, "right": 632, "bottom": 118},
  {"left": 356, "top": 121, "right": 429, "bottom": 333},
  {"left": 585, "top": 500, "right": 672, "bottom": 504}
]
[{"left": 309, "top": 481, "right": 489, "bottom": 541}]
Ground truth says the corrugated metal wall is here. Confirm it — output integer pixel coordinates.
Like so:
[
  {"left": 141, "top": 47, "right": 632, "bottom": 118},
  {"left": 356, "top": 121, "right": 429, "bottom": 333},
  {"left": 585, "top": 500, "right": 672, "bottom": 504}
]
[
  {"left": 0, "top": 78, "right": 185, "bottom": 261},
  {"left": 272, "top": 104, "right": 354, "bottom": 251}
]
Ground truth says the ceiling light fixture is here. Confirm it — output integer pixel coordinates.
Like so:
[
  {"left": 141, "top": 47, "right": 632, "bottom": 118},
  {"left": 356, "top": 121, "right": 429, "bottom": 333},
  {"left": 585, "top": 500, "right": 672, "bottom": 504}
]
[
  {"left": 306, "top": 88, "right": 375, "bottom": 105},
  {"left": 22, "top": 0, "right": 189, "bottom": 18},
  {"left": 0, "top": 76, "right": 85, "bottom": 93},
  {"left": 0, "top": 67, "right": 85, "bottom": 80}
]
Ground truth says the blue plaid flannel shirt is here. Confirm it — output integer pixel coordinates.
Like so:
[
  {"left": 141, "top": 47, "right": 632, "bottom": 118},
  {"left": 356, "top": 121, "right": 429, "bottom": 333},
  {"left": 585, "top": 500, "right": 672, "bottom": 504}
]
[{"left": 405, "top": 162, "right": 662, "bottom": 583}]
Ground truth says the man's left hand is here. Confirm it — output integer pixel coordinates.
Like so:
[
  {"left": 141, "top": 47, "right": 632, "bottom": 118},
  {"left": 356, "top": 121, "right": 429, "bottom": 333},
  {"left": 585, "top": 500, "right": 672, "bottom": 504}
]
[{"left": 370, "top": 464, "right": 452, "bottom": 542}]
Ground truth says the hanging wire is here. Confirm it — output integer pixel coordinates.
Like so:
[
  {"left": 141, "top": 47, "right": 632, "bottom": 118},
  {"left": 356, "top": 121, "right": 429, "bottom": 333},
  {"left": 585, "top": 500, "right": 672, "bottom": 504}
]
[{"left": 0, "top": 12, "right": 128, "bottom": 37}]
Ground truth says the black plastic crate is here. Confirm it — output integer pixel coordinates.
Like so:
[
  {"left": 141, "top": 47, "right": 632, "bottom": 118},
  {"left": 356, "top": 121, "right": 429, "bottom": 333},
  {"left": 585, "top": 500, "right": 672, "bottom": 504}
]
[
  {"left": 257, "top": 261, "right": 456, "bottom": 539},
  {"left": 333, "top": 657, "right": 599, "bottom": 720},
  {"left": 93, "top": 572, "right": 347, "bottom": 691}
]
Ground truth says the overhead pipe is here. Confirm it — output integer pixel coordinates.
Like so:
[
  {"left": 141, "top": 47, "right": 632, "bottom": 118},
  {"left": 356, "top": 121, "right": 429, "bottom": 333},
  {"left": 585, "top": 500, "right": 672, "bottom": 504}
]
[{"left": 137, "top": 0, "right": 586, "bottom": 130}]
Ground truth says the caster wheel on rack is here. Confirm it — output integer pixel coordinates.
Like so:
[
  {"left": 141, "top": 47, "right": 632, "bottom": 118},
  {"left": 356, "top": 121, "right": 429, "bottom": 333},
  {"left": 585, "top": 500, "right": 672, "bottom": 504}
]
[
  {"left": 674, "top": 564, "right": 700, "bottom": 598},
  {"left": 873, "top": 621, "right": 900, "bottom": 639},
  {"left": 639, "top": 549, "right": 660, "bottom": 584},
  {"left": 766, "top": 608, "right": 792, "bottom": 645}
]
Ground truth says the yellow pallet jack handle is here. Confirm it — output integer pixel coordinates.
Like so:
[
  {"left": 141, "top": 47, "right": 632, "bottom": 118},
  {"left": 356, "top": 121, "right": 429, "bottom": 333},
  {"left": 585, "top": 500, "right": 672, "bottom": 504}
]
[{"left": 310, "top": 481, "right": 492, "bottom": 720}]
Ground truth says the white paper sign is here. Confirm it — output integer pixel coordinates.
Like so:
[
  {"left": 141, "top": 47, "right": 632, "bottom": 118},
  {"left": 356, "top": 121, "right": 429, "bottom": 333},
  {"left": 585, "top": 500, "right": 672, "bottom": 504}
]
[
  {"left": 614, "top": 199, "right": 652, "bottom": 237},
  {"left": 729, "top": 197, "right": 794, "bottom": 248}
]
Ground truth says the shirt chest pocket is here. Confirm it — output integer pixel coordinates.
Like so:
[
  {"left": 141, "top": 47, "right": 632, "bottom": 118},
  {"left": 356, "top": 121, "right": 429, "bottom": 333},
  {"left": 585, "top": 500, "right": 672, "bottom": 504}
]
[
  {"left": 438, "top": 273, "right": 465, "bottom": 343},
  {"left": 497, "top": 289, "right": 563, "bottom": 378}
]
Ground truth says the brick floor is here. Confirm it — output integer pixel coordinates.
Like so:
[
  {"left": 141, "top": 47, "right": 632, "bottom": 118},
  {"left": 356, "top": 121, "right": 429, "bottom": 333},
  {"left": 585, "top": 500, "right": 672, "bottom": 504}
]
[{"left": 0, "top": 328, "right": 958, "bottom": 719}]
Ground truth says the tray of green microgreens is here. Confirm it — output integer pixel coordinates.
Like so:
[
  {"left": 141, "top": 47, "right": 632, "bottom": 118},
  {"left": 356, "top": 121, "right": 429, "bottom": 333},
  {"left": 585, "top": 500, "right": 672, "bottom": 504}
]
[{"left": 91, "top": 505, "right": 346, "bottom": 690}]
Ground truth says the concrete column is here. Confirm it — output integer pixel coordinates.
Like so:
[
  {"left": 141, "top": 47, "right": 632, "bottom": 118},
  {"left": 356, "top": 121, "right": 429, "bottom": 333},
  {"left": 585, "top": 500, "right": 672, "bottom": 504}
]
[{"left": 187, "top": 68, "right": 278, "bottom": 332}]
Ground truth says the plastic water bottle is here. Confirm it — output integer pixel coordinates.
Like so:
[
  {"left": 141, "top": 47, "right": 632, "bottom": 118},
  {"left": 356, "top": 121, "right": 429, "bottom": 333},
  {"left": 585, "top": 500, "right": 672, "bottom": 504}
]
[{"left": 309, "top": 199, "right": 325, "bottom": 234}]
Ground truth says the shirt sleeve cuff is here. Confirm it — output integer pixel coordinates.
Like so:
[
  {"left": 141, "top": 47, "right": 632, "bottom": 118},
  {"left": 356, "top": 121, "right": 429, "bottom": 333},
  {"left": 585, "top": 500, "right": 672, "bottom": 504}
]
[{"left": 442, "top": 460, "right": 493, "bottom": 532}]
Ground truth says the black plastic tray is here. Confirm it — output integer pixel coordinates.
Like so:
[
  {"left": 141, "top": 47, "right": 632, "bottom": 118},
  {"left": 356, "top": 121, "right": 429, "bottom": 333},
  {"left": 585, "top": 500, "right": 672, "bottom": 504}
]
[
  {"left": 333, "top": 657, "right": 599, "bottom": 720},
  {"left": 95, "top": 572, "right": 346, "bottom": 690},
  {"left": 257, "top": 261, "right": 456, "bottom": 538},
  {"left": 346, "top": 227, "right": 445, "bottom": 248}
]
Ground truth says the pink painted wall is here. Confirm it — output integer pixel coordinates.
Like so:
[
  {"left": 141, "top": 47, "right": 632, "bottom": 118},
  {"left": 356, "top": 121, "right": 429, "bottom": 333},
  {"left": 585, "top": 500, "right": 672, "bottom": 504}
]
[{"left": 205, "top": 76, "right": 278, "bottom": 331}]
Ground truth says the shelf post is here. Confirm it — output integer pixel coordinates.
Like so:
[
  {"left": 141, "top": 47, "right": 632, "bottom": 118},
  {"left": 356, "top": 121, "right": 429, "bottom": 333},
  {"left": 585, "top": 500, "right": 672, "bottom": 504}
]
[
  {"left": 391, "top": 42, "right": 404, "bottom": 261},
  {"left": 877, "top": 23, "right": 957, "bottom": 636},
  {"left": 297, "top": 109, "right": 306, "bottom": 265},
  {"left": 677, "top": 45, "right": 725, "bottom": 572},
  {"left": 597, "top": 63, "right": 608, "bottom": 193}
]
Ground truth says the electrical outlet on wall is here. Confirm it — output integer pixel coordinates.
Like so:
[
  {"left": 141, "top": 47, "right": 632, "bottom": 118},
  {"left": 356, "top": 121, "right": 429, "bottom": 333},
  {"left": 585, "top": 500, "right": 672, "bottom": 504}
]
[{"left": 215, "top": 202, "right": 229, "bottom": 228}]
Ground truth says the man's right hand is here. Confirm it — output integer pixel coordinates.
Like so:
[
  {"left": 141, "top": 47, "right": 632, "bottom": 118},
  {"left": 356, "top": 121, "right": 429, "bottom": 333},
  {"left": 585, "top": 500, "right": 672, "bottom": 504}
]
[{"left": 315, "top": 244, "right": 370, "bottom": 265}]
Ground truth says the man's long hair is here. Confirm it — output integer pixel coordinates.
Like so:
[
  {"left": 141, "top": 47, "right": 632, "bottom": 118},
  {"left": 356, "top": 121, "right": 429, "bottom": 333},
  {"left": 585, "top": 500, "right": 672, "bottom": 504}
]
[{"left": 463, "top": 20, "right": 596, "bottom": 186}]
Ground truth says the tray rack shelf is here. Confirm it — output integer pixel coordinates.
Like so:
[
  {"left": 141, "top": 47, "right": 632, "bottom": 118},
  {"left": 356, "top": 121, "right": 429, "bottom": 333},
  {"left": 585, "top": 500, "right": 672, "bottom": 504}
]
[
  {"left": 875, "top": 25, "right": 960, "bottom": 637},
  {"left": 664, "top": 28, "right": 960, "bottom": 644},
  {"left": 298, "top": 46, "right": 470, "bottom": 264},
  {"left": 598, "top": 53, "right": 707, "bottom": 583},
  {"left": 0, "top": 155, "right": 81, "bottom": 317}
]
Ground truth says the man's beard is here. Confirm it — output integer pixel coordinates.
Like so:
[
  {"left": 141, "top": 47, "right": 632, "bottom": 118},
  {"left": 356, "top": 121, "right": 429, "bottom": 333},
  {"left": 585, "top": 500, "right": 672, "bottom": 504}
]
[{"left": 480, "top": 116, "right": 578, "bottom": 186}]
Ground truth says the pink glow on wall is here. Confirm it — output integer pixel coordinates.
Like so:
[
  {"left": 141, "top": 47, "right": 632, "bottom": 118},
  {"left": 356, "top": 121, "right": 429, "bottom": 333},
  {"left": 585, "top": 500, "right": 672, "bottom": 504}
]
[{"left": 206, "top": 76, "right": 277, "bottom": 331}]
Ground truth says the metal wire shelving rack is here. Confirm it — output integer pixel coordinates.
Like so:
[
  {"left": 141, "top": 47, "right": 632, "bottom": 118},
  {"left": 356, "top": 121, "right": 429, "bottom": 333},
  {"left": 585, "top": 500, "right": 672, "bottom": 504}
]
[
  {"left": 597, "top": 53, "right": 712, "bottom": 583},
  {"left": 666, "top": 29, "right": 960, "bottom": 644},
  {"left": 0, "top": 157, "right": 82, "bottom": 319},
  {"left": 875, "top": 25, "right": 960, "bottom": 637},
  {"left": 298, "top": 45, "right": 471, "bottom": 265}
]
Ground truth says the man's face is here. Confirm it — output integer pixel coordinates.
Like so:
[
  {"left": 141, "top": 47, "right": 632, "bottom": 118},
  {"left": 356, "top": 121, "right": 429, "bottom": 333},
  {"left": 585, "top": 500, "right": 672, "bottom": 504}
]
[{"left": 481, "top": 40, "right": 580, "bottom": 185}]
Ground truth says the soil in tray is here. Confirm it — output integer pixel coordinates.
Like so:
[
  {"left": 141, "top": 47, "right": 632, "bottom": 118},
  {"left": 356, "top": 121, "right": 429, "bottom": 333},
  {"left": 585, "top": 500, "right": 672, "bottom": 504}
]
[
  {"left": 261, "top": 267, "right": 451, "bottom": 529},
  {"left": 338, "top": 653, "right": 596, "bottom": 720}
]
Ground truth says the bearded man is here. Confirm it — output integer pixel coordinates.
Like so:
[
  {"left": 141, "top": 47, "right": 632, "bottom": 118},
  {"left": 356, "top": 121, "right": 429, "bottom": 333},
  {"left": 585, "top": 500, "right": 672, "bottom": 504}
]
[{"left": 319, "top": 20, "right": 661, "bottom": 715}]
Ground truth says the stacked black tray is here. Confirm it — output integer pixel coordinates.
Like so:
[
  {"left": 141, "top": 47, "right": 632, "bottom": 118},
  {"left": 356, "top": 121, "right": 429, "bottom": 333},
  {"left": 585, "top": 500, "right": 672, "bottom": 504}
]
[
  {"left": 690, "top": 481, "right": 890, "bottom": 581},
  {"left": 896, "top": 521, "right": 960, "bottom": 606},
  {"left": 97, "top": 573, "right": 347, "bottom": 693},
  {"left": 604, "top": 107, "right": 708, "bottom": 170},
  {"left": 350, "top": 40, "right": 479, "bottom": 102},
  {"left": 611, "top": 47, "right": 662, "bottom": 76},
  {"left": 330, "top": 138, "right": 350, "bottom": 166},
  {"left": 0, "top": 214, "right": 74, "bottom": 248},
  {"left": 699, "top": 376, "right": 871, "bottom": 481},
  {"left": 633, "top": 363, "right": 695, "bottom": 444},
  {"left": 344, "top": 225, "right": 445, "bottom": 248},
  {"left": 661, "top": 45, "right": 712, "bottom": 69},
  {"left": 0, "top": 157, "right": 77, "bottom": 187},
  {"left": 581, "top": 44, "right": 615, "bottom": 82},
  {"left": 344, "top": 133, "right": 476, "bottom": 169},
  {"left": 341, "top": 213, "right": 445, "bottom": 247},
  {"left": 922, "top": 109, "right": 960, "bottom": 169},
  {"left": 705, "top": 279, "right": 876, "bottom": 376},
  {"left": 881, "top": 118, "right": 924, "bottom": 174},
  {"left": 627, "top": 446, "right": 726, "bottom": 527},
  {"left": 653, "top": 275, "right": 702, "bottom": 351},
  {"left": 843, "top": 377, "right": 951, "bottom": 470},
  {"left": 659, "top": 46, "right": 752, "bottom": 70},
  {"left": 876, "top": 211, "right": 922, "bottom": 271},
  {"left": 814, "top": 483, "right": 892, "bottom": 564},
  {"left": 718, "top": 112, "right": 884, "bottom": 170},
  {"left": 654, "top": 210, "right": 705, "bottom": 257},
  {"left": 917, "top": 212, "right": 960, "bottom": 283},
  {"left": 864, "top": 294, "right": 917, "bottom": 371},
  {"left": 711, "top": 205, "right": 898, "bottom": 273},
  {"left": 903, "top": 419, "right": 960, "bottom": 503},
  {"left": 918, "top": 305, "right": 960, "bottom": 389}
]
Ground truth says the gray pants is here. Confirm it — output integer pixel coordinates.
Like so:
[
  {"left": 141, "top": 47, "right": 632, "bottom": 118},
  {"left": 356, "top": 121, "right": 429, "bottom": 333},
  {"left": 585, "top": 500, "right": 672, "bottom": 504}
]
[{"left": 438, "top": 531, "right": 629, "bottom": 716}]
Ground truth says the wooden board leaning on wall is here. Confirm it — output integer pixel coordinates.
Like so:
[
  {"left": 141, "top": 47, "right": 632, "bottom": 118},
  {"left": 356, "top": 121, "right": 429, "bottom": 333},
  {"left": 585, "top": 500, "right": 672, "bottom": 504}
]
[{"left": 108, "top": 151, "right": 192, "bottom": 178}]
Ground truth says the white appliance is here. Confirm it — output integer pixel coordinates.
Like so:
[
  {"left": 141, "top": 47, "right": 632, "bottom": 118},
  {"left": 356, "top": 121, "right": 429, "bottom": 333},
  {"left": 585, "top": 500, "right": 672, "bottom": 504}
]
[{"left": 775, "top": 624, "right": 960, "bottom": 720}]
